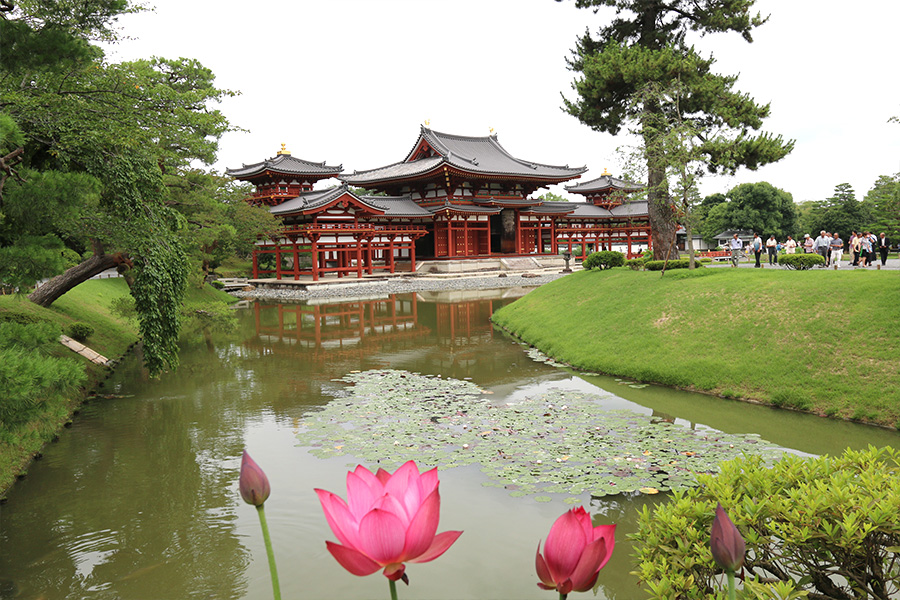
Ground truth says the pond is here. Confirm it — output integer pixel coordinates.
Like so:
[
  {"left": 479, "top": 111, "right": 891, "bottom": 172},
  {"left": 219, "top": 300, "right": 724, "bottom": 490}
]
[{"left": 1, "top": 290, "right": 897, "bottom": 600}]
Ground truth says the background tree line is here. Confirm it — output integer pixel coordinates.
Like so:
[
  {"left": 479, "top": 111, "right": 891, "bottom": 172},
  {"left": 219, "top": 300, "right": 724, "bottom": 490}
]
[{"left": 690, "top": 174, "right": 900, "bottom": 245}]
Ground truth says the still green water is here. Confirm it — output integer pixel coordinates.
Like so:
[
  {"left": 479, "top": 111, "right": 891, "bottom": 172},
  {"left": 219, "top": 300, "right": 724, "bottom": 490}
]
[{"left": 1, "top": 291, "right": 896, "bottom": 600}]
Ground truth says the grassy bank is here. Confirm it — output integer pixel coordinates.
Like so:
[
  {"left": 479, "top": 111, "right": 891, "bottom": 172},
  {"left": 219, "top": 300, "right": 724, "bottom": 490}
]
[
  {"left": 0, "top": 279, "right": 234, "bottom": 495},
  {"left": 491, "top": 268, "right": 900, "bottom": 428}
]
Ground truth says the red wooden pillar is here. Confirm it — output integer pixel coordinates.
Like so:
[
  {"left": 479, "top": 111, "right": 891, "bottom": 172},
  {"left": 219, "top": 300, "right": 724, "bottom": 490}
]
[
  {"left": 311, "top": 237, "right": 319, "bottom": 282},
  {"left": 462, "top": 218, "right": 469, "bottom": 256},
  {"left": 627, "top": 232, "right": 632, "bottom": 258},
  {"left": 252, "top": 249, "right": 259, "bottom": 279},
  {"left": 551, "top": 220, "right": 558, "bottom": 254},
  {"left": 275, "top": 241, "right": 283, "bottom": 280},
  {"left": 356, "top": 237, "right": 363, "bottom": 278},
  {"left": 291, "top": 237, "right": 300, "bottom": 280},
  {"left": 515, "top": 210, "right": 522, "bottom": 254},
  {"left": 448, "top": 218, "right": 455, "bottom": 257},
  {"left": 409, "top": 235, "right": 417, "bottom": 273},
  {"left": 388, "top": 236, "right": 396, "bottom": 273}
]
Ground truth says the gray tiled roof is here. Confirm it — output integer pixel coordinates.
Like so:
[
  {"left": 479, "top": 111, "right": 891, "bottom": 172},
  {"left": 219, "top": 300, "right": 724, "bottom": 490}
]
[
  {"left": 565, "top": 174, "right": 642, "bottom": 194},
  {"left": 522, "top": 202, "right": 577, "bottom": 216},
  {"left": 269, "top": 186, "right": 431, "bottom": 219},
  {"left": 610, "top": 200, "right": 650, "bottom": 217},
  {"left": 560, "top": 203, "right": 614, "bottom": 218},
  {"left": 269, "top": 186, "right": 382, "bottom": 216},
  {"left": 425, "top": 202, "right": 502, "bottom": 215},
  {"left": 363, "top": 196, "right": 432, "bottom": 218},
  {"left": 342, "top": 126, "right": 586, "bottom": 185},
  {"left": 226, "top": 154, "right": 342, "bottom": 179}
]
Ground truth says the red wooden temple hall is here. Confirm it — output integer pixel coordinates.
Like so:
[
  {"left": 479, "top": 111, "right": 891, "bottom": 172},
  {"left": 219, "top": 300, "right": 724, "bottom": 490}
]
[{"left": 226, "top": 127, "right": 651, "bottom": 280}]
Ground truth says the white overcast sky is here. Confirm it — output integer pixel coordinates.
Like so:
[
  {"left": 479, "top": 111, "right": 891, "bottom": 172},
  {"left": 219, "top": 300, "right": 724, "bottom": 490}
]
[{"left": 104, "top": 0, "right": 899, "bottom": 203}]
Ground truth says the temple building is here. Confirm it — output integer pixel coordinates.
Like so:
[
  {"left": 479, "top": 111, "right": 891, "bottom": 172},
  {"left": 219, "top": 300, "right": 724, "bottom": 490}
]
[{"left": 226, "top": 126, "right": 651, "bottom": 281}]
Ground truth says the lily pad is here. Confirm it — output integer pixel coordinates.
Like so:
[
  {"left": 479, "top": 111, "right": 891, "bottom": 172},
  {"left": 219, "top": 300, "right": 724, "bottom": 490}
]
[{"left": 296, "top": 370, "right": 784, "bottom": 499}]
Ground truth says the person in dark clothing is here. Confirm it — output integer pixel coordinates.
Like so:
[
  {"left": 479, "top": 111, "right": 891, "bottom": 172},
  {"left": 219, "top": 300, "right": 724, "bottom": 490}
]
[
  {"left": 751, "top": 233, "right": 763, "bottom": 268},
  {"left": 878, "top": 233, "right": 890, "bottom": 265}
]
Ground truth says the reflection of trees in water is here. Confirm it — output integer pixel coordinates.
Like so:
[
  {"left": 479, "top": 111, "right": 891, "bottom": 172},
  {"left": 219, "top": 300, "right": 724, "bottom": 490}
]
[{"left": 0, "top": 374, "right": 249, "bottom": 599}]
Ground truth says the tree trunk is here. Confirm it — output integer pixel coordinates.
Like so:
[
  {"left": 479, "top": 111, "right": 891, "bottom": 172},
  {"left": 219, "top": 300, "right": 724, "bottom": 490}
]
[
  {"left": 28, "top": 250, "right": 130, "bottom": 307},
  {"left": 647, "top": 164, "right": 679, "bottom": 261}
]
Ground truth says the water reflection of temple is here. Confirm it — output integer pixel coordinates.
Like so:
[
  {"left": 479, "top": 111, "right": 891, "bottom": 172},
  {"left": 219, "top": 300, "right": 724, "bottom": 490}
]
[
  {"left": 246, "top": 293, "right": 550, "bottom": 384},
  {"left": 252, "top": 295, "right": 425, "bottom": 351}
]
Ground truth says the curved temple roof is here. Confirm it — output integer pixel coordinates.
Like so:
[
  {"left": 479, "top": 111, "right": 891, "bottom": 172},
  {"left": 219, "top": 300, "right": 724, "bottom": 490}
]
[
  {"left": 269, "top": 185, "right": 430, "bottom": 218},
  {"left": 226, "top": 153, "right": 342, "bottom": 179},
  {"left": 342, "top": 126, "right": 586, "bottom": 186},
  {"left": 565, "top": 173, "right": 643, "bottom": 194}
]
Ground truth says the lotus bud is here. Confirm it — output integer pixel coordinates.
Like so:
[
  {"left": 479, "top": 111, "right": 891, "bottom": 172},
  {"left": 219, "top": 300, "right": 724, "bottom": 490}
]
[
  {"left": 710, "top": 503, "right": 745, "bottom": 572},
  {"left": 239, "top": 450, "right": 270, "bottom": 507}
]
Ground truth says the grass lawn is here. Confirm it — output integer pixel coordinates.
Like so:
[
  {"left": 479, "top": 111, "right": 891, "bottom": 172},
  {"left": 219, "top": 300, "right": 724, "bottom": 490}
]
[
  {"left": 491, "top": 267, "right": 900, "bottom": 428},
  {"left": 0, "top": 279, "right": 235, "bottom": 495}
]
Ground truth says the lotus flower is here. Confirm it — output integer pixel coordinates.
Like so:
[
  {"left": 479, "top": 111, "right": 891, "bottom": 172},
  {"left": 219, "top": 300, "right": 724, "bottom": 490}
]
[
  {"left": 239, "top": 450, "right": 271, "bottom": 507},
  {"left": 316, "top": 461, "right": 462, "bottom": 582},
  {"left": 710, "top": 503, "right": 745, "bottom": 572},
  {"left": 535, "top": 507, "right": 615, "bottom": 596}
]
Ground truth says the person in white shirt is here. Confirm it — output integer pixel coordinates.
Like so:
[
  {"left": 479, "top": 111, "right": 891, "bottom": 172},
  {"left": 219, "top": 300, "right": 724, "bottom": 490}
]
[
  {"left": 765, "top": 235, "right": 778, "bottom": 265},
  {"left": 829, "top": 233, "right": 843, "bottom": 268},
  {"left": 728, "top": 233, "right": 743, "bottom": 267},
  {"left": 813, "top": 231, "right": 829, "bottom": 267},
  {"left": 784, "top": 236, "right": 797, "bottom": 254}
]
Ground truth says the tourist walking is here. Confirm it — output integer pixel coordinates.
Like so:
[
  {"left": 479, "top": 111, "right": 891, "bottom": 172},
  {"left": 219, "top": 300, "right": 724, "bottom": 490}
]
[
  {"left": 814, "top": 231, "right": 830, "bottom": 267},
  {"left": 766, "top": 235, "right": 778, "bottom": 265},
  {"left": 784, "top": 236, "right": 797, "bottom": 254},
  {"left": 878, "top": 232, "right": 890, "bottom": 265},
  {"left": 829, "top": 232, "right": 843, "bottom": 268},
  {"left": 728, "top": 233, "right": 743, "bottom": 267},
  {"left": 866, "top": 232, "right": 878, "bottom": 265},
  {"left": 849, "top": 231, "right": 860, "bottom": 265},
  {"left": 803, "top": 234, "right": 814, "bottom": 254},
  {"left": 859, "top": 233, "right": 872, "bottom": 267},
  {"left": 751, "top": 233, "right": 763, "bottom": 268}
]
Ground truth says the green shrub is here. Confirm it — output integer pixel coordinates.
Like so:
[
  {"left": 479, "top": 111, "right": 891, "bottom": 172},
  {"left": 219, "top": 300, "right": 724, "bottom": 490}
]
[
  {"left": 0, "top": 322, "right": 85, "bottom": 427},
  {"left": 582, "top": 250, "right": 625, "bottom": 270},
  {"left": 644, "top": 258, "right": 699, "bottom": 271},
  {"left": 210, "top": 280, "right": 225, "bottom": 290},
  {"left": 699, "top": 257, "right": 713, "bottom": 264},
  {"left": 779, "top": 254, "right": 825, "bottom": 270},
  {"left": 626, "top": 257, "right": 647, "bottom": 270},
  {"left": 0, "top": 309, "right": 47, "bottom": 325},
  {"left": 65, "top": 322, "right": 94, "bottom": 342},
  {"left": 0, "top": 321, "right": 60, "bottom": 353},
  {"left": 633, "top": 446, "right": 900, "bottom": 600}
]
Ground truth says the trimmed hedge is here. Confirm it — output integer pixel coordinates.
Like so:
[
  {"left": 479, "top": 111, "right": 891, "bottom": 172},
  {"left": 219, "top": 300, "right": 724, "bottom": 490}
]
[
  {"left": 779, "top": 253, "right": 825, "bottom": 270},
  {"left": 582, "top": 250, "right": 625, "bottom": 270},
  {"left": 626, "top": 257, "right": 647, "bottom": 270},
  {"left": 65, "top": 322, "right": 94, "bottom": 342},
  {"left": 643, "top": 258, "right": 701, "bottom": 271}
]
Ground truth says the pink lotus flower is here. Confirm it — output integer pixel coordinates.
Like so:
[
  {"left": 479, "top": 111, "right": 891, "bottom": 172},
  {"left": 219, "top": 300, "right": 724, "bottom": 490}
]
[
  {"left": 239, "top": 450, "right": 271, "bottom": 507},
  {"left": 316, "top": 461, "right": 462, "bottom": 582},
  {"left": 535, "top": 507, "right": 615, "bottom": 596}
]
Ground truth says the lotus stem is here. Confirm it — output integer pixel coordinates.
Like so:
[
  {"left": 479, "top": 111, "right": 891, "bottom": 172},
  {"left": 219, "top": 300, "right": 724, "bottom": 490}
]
[
  {"left": 727, "top": 569, "right": 736, "bottom": 600},
  {"left": 256, "top": 504, "right": 281, "bottom": 600},
  {"left": 389, "top": 579, "right": 399, "bottom": 600}
]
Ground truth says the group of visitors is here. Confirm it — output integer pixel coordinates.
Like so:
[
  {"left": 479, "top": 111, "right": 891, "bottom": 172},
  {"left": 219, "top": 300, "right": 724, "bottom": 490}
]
[{"left": 728, "top": 231, "right": 892, "bottom": 269}]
